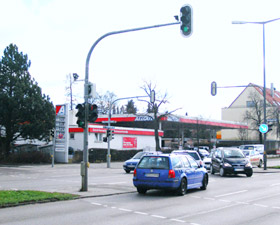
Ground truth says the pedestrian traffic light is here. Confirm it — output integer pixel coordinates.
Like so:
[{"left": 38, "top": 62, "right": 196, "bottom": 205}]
[
  {"left": 88, "top": 104, "right": 98, "bottom": 123},
  {"left": 75, "top": 103, "right": 85, "bottom": 128},
  {"left": 180, "top": 5, "right": 192, "bottom": 37},
  {"left": 211, "top": 81, "right": 217, "bottom": 96}
]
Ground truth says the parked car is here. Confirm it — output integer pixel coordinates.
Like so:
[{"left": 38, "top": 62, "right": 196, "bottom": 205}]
[
  {"left": 203, "top": 151, "right": 213, "bottom": 170},
  {"left": 210, "top": 147, "right": 253, "bottom": 177},
  {"left": 240, "top": 144, "right": 264, "bottom": 155},
  {"left": 242, "top": 150, "right": 263, "bottom": 168},
  {"left": 198, "top": 149, "right": 210, "bottom": 159},
  {"left": 133, "top": 154, "right": 208, "bottom": 195},
  {"left": 172, "top": 150, "right": 204, "bottom": 167},
  {"left": 123, "top": 151, "right": 160, "bottom": 173}
]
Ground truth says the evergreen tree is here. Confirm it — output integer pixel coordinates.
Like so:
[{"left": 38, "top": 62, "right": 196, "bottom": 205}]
[{"left": 0, "top": 44, "right": 55, "bottom": 155}]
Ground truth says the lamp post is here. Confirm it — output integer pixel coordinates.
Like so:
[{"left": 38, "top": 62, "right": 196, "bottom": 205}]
[{"left": 232, "top": 18, "right": 280, "bottom": 170}]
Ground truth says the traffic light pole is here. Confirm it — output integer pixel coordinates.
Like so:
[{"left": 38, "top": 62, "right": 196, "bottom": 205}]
[
  {"left": 81, "top": 21, "right": 180, "bottom": 191},
  {"left": 106, "top": 96, "right": 147, "bottom": 168}
]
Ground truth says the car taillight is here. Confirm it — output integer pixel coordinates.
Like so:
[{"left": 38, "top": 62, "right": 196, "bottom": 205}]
[
  {"left": 133, "top": 169, "right": 137, "bottom": 177},
  {"left": 168, "top": 170, "right": 175, "bottom": 178}
]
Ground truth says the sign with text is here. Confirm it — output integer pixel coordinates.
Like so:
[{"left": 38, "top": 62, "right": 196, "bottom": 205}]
[
  {"left": 123, "top": 137, "right": 137, "bottom": 149},
  {"left": 54, "top": 104, "right": 69, "bottom": 162}
]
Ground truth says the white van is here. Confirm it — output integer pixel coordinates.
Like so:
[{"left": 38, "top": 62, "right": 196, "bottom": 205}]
[{"left": 239, "top": 144, "right": 264, "bottom": 155}]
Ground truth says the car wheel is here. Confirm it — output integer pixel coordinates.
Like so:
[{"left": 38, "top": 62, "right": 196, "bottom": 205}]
[
  {"left": 210, "top": 165, "right": 215, "bottom": 174},
  {"left": 137, "top": 188, "right": 147, "bottom": 194},
  {"left": 200, "top": 174, "right": 208, "bottom": 190},
  {"left": 125, "top": 170, "right": 130, "bottom": 173},
  {"left": 258, "top": 160, "right": 263, "bottom": 168},
  {"left": 246, "top": 171, "right": 253, "bottom": 177},
  {"left": 219, "top": 167, "right": 226, "bottom": 177},
  {"left": 177, "top": 178, "right": 187, "bottom": 196}
]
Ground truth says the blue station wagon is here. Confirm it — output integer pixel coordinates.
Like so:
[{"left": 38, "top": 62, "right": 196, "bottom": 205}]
[{"left": 133, "top": 154, "right": 208, "bottom": 195}]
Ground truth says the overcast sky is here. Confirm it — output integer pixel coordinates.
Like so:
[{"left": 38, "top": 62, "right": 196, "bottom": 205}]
[{"left": 1, "top": 0, "right": 280, "bottom": 120}]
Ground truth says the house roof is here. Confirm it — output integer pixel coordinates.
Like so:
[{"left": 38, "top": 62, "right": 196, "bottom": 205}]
[{"left": 228, "top": 83, "right": 280, "bottom": 108}]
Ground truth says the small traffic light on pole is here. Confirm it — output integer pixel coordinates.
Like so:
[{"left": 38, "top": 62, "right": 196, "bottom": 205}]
[
  {"left": 211, "top": 81, "right": 217, "bottom": 96},
  {"left": 75, "top": 103, "right": 85, "bottom": 128},
  {"left": 180, "top": 5, "right": 193, "bottom": 37},
  {"left": 88, "top": 104, "right": 98, "bottom": 123}
]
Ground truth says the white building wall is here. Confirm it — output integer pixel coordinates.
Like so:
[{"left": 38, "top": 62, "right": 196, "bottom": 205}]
[{"left": 69, "top": 125, "right": 161, "bottom": 151}]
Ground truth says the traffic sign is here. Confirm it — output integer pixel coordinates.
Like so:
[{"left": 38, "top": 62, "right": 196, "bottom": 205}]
[{"left": 259, "top": 124, "right": 268, "bottom": 133}]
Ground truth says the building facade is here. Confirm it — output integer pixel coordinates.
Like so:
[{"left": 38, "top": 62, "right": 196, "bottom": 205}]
[{"left": 221, "top": 83, "right": 280, "bottom": 142}]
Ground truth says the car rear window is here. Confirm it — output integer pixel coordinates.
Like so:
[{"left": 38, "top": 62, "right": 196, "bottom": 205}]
[
  {"left": 187, "top": 152, "right": 199, "bottom": 160},
  {"left": 137, "top": 156, "right": 169, "bottom": 169}
]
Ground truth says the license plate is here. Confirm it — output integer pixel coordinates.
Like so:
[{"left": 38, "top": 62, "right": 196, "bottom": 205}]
[
  {"left": 128, "top": 165, "right": 134, "bottom": 168},
  {"left": 234, "top": 168, "right": 244, "bottom": 171},
  {"left": 145, "top": 173, "right": 159, "bottom": 178}
]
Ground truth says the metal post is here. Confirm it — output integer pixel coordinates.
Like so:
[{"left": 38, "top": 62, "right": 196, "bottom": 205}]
[
  {"left": 262, "top": 24, "right": 267, "bottom": 170},
  {"left": 81, "top": 22, "right": 180, "bottom": 191}
]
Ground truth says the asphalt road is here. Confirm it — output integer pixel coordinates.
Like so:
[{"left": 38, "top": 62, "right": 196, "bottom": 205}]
[{"left": 0, "top": 158, "right": 280, "bottom": 225}]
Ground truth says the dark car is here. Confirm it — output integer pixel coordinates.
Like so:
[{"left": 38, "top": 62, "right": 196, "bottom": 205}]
[
  {"left": 210, "top": 147, "right": 253, "bottom": 177},
  {"left": 133, "top": 154, "right": 208, "bottom": 195}
]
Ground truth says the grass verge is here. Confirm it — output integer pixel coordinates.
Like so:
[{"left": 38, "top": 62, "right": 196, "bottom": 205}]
[{"left": 0, "top": 190, "right": 79, "bottom": 208}]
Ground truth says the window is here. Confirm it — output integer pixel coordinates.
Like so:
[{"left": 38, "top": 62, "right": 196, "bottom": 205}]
[
  {"left": 181, "top": 156, "right": 191, "bottom": 168},
  {"left": 187, "top": 156, "right": 198, "bottom": 168},
  {"left": 70, "top": 133, "right": 75, "bottom": 139},
  {"left": 94, "top": 133, "right": 102, "bottom": 142},
  {"left": 171, "top": 157, "right": 183, "bottom": 168}
]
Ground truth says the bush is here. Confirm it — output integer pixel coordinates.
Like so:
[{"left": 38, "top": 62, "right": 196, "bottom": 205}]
[{"left": 0, "top": 151, "right": 51, "bottom": 164}]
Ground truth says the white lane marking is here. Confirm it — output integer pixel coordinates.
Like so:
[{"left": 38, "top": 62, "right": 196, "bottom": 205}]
[
  {"left": 91, "top": 202, "right": 102, "bottom": 206},
  {"left": 191, "top": 196, "right": 201, "bottom": 199},
  {"left": 272, "top": 207, "right": 280, "bottom": 210},
  {"left": 151, "top": 214, "right": 166, "bottom": 219},
  {"left": 170, "top": 218, "right": 185, "bottom": 223},
  {"left": 134, "top": 211, "right": 148, "bottom": 215},
  {"left": 215, "top": 190, "right": 248, "bottom": 198},
  {"left": 204, "top": 197, "right": 215, "bottom": 201},
  {"left": 104, "top": 182, "right": 127, "bottom": 185},
  {"left": 253, "top": 204, "right": 268, "bottom": 208},
  {"left": 119, "top": 208, "right": 132, "bottom": 212},
  {"left": 271, "top": 183, "right": 280, "bottom": 187},
  {"left": 219, "top": 199, "right": 231, "bottom": 203}
]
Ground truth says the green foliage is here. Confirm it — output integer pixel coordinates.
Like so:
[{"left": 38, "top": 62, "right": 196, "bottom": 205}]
[
  {"left": 125, "top": 99, "right": 137, "bottom": 114},
  {"left": 0, "top": 44, "right": 55, "bottom": 155},
  {"left": 0, "top": 190, "right": 78, "bottom": 207}
]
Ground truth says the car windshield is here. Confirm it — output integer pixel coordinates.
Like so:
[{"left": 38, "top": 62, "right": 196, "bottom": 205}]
[
  {"left": 187, "top": 152, "right": 200, "bottom": 160},
  {"left": 133, "top": 152, "right": 145, "bottom": 159},
  {"left": 137, "top": 156, "right": 169, "bottom": 169},
  {"left": 243, "top": 146, "right": 254, "bottom": 150},
  {"left": 224, "top": 149, "right": 245, "bottom": 158},
  {"left": 243, "top": 150, "right": 250, "bottom": 156}
]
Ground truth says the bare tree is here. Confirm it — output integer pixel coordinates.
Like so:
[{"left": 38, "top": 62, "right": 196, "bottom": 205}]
[
  {"left": 243, "top": 91, "right": 264, "bottom": 143},
  {"left": 91, "top": 91, "right": 117, "bottom": 115},
  {"left": 140, "top": 81, "right": 180, "bottom": 151}
]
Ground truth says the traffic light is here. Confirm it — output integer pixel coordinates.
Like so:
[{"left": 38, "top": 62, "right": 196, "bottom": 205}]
[
  {"left": 75, "top": 103, "right": 85, "bottom": 128},
  {"left": 88, "top": 104, "right": 98, "bottom": 123},
  {"left": 180, "top": 5, "right": 192, "bottom": 37},
  {"left": 211, "top": 81, "right": 217, "bottom": 96}
]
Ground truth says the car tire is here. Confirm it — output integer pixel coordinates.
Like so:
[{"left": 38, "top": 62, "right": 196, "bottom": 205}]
[
  {"left": 210, "top": 165, "right": 215, "bottom": 174},
  {"left": 125, "top": 170, "right": 130, "bottom": 173},
  {"left": 258, "top": 160, "right": 263, "bottom": 168},
  {"left": 246, "top": 171, "right": 253, "bottom": 177},
  {"left": 200, "top": 174, "right": 208, "bottom": 190},
  {"left": 219, "top": 167, "right": 226, "bottom": 177},
  {"left": 177, "top": 178, "right": 187, "bottom": 196},
  {"left": 137, "top": 188, "right": 147, "bottom": 194}
]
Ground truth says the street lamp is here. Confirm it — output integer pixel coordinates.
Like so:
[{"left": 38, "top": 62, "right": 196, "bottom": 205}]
[{"left": 232, "top": 18, "right": 280, "bottom": 170}]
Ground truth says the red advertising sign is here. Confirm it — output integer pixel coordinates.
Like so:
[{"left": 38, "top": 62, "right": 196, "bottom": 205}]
[{"left": 123, "top": 137, "right": 137, "bottom": 149}]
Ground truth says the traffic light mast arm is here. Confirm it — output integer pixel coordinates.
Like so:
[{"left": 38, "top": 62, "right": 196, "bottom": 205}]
[{"left": 82, "top": 21, "right": 180, "bottom": 191}]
